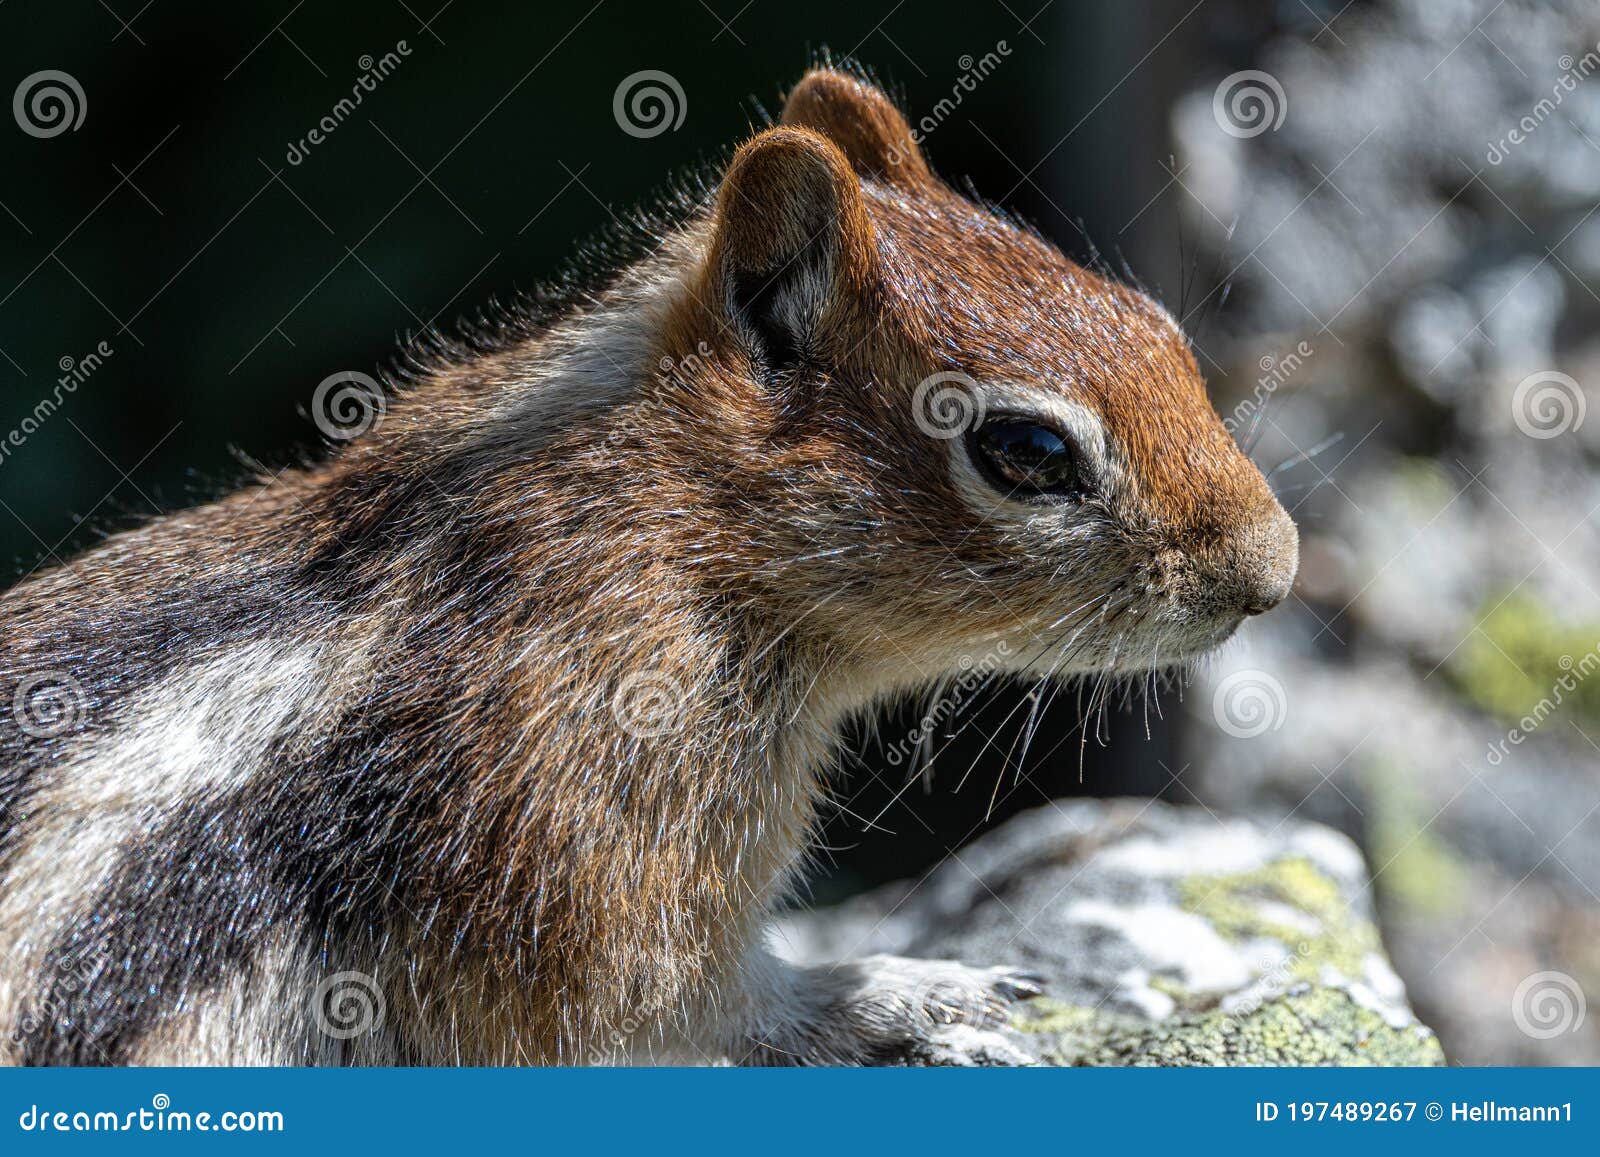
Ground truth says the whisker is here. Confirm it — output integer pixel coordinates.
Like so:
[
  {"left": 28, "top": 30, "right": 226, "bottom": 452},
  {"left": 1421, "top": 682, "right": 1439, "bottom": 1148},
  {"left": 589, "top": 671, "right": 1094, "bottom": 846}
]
[
  {"left": 1267, "top": 431, "right": 1344, "bottom": 480},
  {"left": 951, "top": 599, "right": 1109, "bottom": 796}
]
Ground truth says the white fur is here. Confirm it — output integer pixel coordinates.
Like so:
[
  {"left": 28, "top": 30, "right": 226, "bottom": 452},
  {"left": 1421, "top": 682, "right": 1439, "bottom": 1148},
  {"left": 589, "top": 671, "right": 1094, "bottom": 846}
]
[
  {"left": 0, "top": 638, "right": 357, "bottom": 1059},
  {"left": 477, "top": 226, "right": 713, "bottom": 447}
]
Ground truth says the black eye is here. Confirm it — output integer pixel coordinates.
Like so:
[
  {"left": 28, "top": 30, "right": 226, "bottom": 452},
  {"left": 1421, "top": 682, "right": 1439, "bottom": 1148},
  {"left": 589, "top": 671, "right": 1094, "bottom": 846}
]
[{"left": 969, "top": 419, "right": 1082, "bottom": 499}]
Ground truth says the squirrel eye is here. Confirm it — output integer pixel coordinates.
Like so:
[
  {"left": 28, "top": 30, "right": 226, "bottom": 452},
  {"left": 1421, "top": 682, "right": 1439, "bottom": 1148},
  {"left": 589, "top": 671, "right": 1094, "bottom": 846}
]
[{"left": 969, "top": 418, "right": 1081, "bottom": 500}]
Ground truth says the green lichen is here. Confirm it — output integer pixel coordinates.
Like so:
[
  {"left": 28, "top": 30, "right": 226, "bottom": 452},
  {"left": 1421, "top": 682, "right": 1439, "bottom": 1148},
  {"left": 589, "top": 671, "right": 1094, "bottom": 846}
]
[
  {"left": 1364, "top": 765, "right": 1471, "bottom": 918},
  {"left": 1015, "top": 987, "right": 1443, "bottom": 1066},
  {"left": 1003, "top": 853, "right": 1446, "bottom": 1066},
  {"left": 1398, "top": 457, "right": 1455, "bottom": 505},
  {"left": 1450, "top": 592, "right": 1600, "bottom": 728},
  {"left": 1177, "top": 855, "right": 1374, "bottom": 981},
  {"left": 1147, "top": 973, "right": 1193, "bottom": 1005},
  {"left": 1011, "top": 999, "right": 1132, "bottom": 1063}
]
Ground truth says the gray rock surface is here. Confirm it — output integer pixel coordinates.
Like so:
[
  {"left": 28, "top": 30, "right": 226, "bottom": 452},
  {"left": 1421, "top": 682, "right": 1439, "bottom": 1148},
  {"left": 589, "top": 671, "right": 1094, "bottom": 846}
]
[
  {"left": 1168, "top": 0, "right": 1600, "bottom": 1065},
  {"left": 779, "top": 799, "right": 1442, "bottom": 1065}
]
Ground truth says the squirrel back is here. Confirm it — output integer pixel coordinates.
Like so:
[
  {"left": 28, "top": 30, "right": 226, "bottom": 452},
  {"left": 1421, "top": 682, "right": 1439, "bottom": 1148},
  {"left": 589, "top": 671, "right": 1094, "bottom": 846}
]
[{"left": 0, "top": 67, "right": 1294, "bottom": 1065}]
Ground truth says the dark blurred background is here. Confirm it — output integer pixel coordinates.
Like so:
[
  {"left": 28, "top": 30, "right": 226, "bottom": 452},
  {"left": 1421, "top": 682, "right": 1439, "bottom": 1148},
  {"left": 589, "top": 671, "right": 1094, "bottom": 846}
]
[
  {"left": 0, "top": 0, "right": 1263, "bottom": 889},
  {"left": 6, "top": 0, "right": 1599, "bottom": 1064}
]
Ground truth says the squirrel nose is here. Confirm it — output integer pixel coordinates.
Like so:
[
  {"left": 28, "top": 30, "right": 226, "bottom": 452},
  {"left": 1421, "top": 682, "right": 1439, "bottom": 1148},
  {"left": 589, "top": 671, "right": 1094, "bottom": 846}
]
[
  {"left": 1236, "top": 508, "right": 1298, "bottom": 617},
  {"left": 1239, "top": 570, "right": 1292, "bottom": 616}
]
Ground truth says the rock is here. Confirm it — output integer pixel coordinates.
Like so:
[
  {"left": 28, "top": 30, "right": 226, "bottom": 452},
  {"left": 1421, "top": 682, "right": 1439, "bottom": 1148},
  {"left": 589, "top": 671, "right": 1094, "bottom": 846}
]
[
  {"left": 1166, "top": 0, "right": 1600, "bottom": 1066},
  {"left": 778, "top": 799, "right": 1442, "bottom": 1066}
]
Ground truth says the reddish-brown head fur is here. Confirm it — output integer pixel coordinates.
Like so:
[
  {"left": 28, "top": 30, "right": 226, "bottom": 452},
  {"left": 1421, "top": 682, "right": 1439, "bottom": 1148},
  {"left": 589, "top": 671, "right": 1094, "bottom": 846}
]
[{"left": 655, "top": 67, "right": 1296, "bottom": 685}]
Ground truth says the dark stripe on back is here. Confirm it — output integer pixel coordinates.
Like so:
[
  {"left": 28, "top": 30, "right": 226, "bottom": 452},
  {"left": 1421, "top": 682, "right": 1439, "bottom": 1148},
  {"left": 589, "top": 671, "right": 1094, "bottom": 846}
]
[
  {"left": 0, "top": 571, "right": 312, "bottom": 864},
  {"left": 15, "top": 691, "right": 478, "bottom": 1064}
]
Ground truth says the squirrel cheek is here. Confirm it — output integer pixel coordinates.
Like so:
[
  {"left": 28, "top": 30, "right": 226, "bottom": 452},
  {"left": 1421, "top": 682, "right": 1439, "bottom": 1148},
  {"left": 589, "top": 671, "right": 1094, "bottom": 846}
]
[{"left": 1142, "top": 547, "right": 1186, "bottom": 600}]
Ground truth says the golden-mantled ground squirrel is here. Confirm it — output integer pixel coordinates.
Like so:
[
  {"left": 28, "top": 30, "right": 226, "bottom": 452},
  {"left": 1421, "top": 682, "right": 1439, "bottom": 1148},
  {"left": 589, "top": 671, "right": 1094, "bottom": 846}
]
[{"left": 0, "top": 67, "right": 1296, "bottom": 1065}]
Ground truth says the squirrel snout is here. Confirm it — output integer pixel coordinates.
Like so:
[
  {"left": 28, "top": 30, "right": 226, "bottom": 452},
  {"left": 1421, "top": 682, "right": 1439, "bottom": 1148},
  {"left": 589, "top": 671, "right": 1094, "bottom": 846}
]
[{"left": 1234, "top": 507, "right": 1299, "bottom": 617}]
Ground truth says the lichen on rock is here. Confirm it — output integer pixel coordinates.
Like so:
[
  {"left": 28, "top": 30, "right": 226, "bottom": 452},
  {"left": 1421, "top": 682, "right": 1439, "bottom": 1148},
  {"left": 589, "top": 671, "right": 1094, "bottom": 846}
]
[
  {"left": 1450, "top": 592, "right": 1600, "bottom": 729},
  {"left": 1015, "top": 987, "right": 1443, "bottom": 1066},
  {"left": 778, "top": 798, "right": 1443, "bottom": 1066}
]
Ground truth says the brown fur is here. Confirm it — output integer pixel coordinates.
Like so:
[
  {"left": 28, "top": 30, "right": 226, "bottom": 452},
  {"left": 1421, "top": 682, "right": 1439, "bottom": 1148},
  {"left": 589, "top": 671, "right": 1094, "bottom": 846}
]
[{"left": 0, "top": 68, "right": 1294, "bottom": 1065}]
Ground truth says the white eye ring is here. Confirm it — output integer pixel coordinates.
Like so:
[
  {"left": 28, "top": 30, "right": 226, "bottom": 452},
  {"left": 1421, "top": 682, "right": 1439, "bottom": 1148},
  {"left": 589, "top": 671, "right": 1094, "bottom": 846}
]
[{"left": 947, "top": 383, "right": 1109, "bottom": 509}]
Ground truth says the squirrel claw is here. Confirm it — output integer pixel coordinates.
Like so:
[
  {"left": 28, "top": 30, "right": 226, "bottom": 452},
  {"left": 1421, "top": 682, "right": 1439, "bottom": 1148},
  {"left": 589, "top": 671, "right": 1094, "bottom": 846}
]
[{"left": 989, "top": 967, "right": 1048, "bottom": 1002}]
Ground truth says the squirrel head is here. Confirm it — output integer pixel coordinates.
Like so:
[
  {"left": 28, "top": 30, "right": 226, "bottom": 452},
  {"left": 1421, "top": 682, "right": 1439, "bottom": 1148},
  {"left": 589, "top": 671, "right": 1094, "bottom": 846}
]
[{"left": 651, "top": 68, "right": 1297, "bottom": 681}]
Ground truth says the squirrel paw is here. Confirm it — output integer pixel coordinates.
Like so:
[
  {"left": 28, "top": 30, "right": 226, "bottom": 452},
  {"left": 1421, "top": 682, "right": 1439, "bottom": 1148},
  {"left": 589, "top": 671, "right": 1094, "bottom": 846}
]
[
  {"left": 876, "top": 957, "right": 1047, "bottom": 1030},
  {"left": 849, "top": 956, "right": 1044, "bottom": 1064},
  {"left": 741, "top": 955, "right": 1045, "bottom": 1066}
]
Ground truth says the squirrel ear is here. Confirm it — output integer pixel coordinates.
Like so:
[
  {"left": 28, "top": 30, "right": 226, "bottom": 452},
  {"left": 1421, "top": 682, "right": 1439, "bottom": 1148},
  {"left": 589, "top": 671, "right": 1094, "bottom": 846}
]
[
  {"left": 705, "top": 126, "right": 877, "bottom": 367},
  {"left": 780, "top": 68, "right": 930, "bottom": 186}
]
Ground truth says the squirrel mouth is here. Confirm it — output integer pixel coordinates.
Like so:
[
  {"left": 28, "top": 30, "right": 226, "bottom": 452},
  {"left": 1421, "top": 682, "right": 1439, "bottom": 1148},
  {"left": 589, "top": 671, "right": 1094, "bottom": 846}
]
[
  {"left": 1205, "top": 617, "right": 1245, "bottom": 648},
  {"left": 1172, "top": 615, "right": 1247, "bottom": 659},
  {"left": 1123, "top": 614, "right": 1247, "bottom": 670}
]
